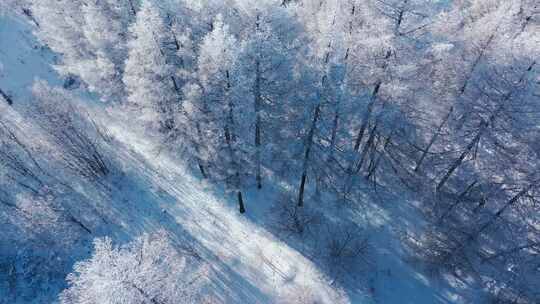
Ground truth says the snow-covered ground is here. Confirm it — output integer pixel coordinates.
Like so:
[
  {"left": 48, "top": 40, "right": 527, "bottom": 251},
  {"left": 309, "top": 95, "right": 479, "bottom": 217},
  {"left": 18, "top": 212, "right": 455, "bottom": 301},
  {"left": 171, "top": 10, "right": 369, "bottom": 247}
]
[
  {"left": 0, "top": 16, "right": 61, "bottom": 102},
  {"left": 1, "top": 13, "right": 475, "bottom": 304}
]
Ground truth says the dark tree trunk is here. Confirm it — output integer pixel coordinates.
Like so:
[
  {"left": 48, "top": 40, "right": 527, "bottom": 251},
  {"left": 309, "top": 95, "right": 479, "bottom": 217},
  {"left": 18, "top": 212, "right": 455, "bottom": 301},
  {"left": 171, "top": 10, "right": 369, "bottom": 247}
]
[
  {"left": 366, "top": 133, "right": 393, "bottom": 180},
  {"left": 197, "top": 162, "right": 207, "bottom": 179},
  {"left": 254, "top": 59, "right": 263, "bottom": 189},
  {"left": 298, "top": 173, "right": 307, "bottom": 207},
  {"left": 352, "top": 50, "right": 391, "bottom": 152},
  {"left": 0, "top": 88, "right": 13, "bottom": 106},
  {"left": 436, "top": 121, "right": 486, "bottom": 191},
  {"left": 224, "top": 70, "right": 246, "bottom": 214},
  {"left": 21, "top": 8, "right": 40, "bottom": 28},
  {"left": 437, "top": 180, "right": 477, "bottom": 224},
  {"left": 415, "top": 106, "right": 453, "bottom": 173},
  {"left": 329, "top": 94, "right": 340, "bottom": 158},
  {"left": 253, "top": 14, "right": 263, "bottom": 189},
  {"left": 356, "top": 123, "right": 378, "bottom": 174},
  {"left": 298, "top": 104, "right": 321, "bottom": 207},
  {"left": 436, "top": 61, "right": 535, "bottom": 191},
  {"left": 444, "top": 184, "right": 534, "bottom": 264},
  {"left": 194, "top": 122, "right": 208, "bottom": 179},
  {"left": 473, "top": 184, "right": 533, "bottom": 240},
  {"left": 353, "top": 81, "right": 380, "bottom": 152},
  {"left": 416, "top": 30, "right": 498, "bottom": 169},
  {"left": 238, "top": 191, "right": 245, "bottom": 214},
  {"left": 127, "top": 0, "right": 137, "bottom": 15}
]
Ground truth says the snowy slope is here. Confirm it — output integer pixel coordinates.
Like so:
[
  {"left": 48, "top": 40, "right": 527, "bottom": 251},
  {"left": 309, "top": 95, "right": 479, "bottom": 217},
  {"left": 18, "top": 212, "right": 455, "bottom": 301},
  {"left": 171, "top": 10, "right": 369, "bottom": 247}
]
[
  {"left": 0, "top": 12, "right": 475, "bottom": 304},
  {"left": 0, "top": 15, "right": 61, "bottom": 104}
]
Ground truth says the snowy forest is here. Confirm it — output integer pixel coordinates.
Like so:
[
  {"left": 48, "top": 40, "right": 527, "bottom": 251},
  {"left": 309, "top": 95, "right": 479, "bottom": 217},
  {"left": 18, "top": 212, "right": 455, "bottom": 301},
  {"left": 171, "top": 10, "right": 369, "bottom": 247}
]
[{"left": 0, "top": 0, "right": 539, "bottom": 303}]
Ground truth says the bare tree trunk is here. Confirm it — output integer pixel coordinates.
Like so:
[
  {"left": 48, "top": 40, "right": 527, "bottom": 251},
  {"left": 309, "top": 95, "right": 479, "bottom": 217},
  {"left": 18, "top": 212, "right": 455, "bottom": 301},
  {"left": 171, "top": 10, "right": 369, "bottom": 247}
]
[
  {"left": 366, "top": 133, "right": 393, "bottom": 180},
  {"left": 353, "top": 81, "right": 381, "bottom": 152},
  {"left": 453, "top": 40, "right": 493, "bottom": 133},
  {"left": 437, "top": 180, "right": 477, "bottom": 224},
  {"left": 224, "top": 121, "right": 244, "bottom": 213},
  {"left": 238, "top": 191, "right": 245, "bottom": 214},
  {"left": 194, "top": 121, "right": 208, "bottom": 179},
  {"left": 21, "top": 8, "right": 40, "bottom": 27},
  {"left": 194, "top": 83, "right": 214, "bottom": 179},
  {"left": 68, "top": 215, "right": 93, "bottom": 234},
  {"left": 329, "top": 0, "right": 356, "bottom": 156},
  {"left": 298, "top": 104, "right": 321, "bottom": 207},
  {"left": 364, "top": 134, "right": 380, "bottom": 176},
  {"left": 394, "top": 0, "right": 407, "bottom": 34},
  {"left": 329, "top": 96, "right": 340, "bottom": 158},
  {"left": 254, "top": 59, "right": 263, "bottom": 189},
  {"left": 167, "top": 14, "right": 185, "bottom": 102},
  {"left": 0, "top": 88, "right": 13, "bottom": 105},
  {"left": 224, "top": 70, "right": 245, "bottom": 213},
  {"left": 253, "top": 14, "right": 264, "bottom": 189},
  {"left": 224, "top": 122, "right": 245, "bottom": 213},
  {"left": 328, "top": 1, "right": 356, "bottom": 158},
  {"left": 436, "top": 120, "right": 486, "bottom": 191},
  {"left": 345, "top": 97, "right": 387, "bottom": 195},
  {"left": 355, "top": 123, "right": 378, "bottom": 174},
  {"left": 444, "top": 183, "right": 534, "bottom": 264},
  {"left": 415, "top": 106, "right": 453, "bottom": 172},
  {"left": 127, "top": 0, "right": 137, "bottom": 15},
  {"left": 437, "top": 61, "right": 535, "bottom": 191},
  {"left": 342, "top": 122, "right": 381, "bottom": 198},
  {"left": 197, "top": 160, "right": 207, "bottom": 179},
  {"left": 473, "top": 184, "right": 534, "bottom": 240},
  {"left": 416, "top": 29, "right": 499, "bottom": 170}
]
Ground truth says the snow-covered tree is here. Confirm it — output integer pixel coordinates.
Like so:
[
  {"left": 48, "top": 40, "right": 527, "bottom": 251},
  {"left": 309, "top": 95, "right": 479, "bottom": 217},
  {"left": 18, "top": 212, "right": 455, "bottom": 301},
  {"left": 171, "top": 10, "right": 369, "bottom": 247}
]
[
  {"left": 232, "top": 6, "right": 303, "bottom": 189},
  {"left": 30, "top": 0, "right": 89, "bottom": 66},
  {"left": 31, "top": 0, "right": 134, "bottom": 102},
  {"left": 192, "top": 14, "right": 247, "bottom": 213},
  {"left": 60, "top": 231, "right": 209, "bottom": 304},
  {"left": 79, "top": 0, "right": 134, "bottom": 101},
  {"left": 123, "top": 0, "right": 180, "bottom": 131}
]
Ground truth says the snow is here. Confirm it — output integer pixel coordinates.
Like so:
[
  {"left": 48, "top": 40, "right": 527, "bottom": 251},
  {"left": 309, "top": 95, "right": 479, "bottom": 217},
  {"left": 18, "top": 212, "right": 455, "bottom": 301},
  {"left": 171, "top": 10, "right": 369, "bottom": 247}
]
[{"left": 0, "top": 16, "right": 61, "bottom": 103}]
